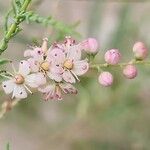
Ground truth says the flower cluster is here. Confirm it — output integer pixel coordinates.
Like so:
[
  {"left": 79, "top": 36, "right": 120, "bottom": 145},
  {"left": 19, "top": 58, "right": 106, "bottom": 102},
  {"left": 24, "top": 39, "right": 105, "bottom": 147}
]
[
  {"left": 98, "top": 42, "right": 148, "bottom": 86},
  {"left": 2, "top": 36, "right": 96, "bottom": 100},
  {"left": 1, "top": 36, "right": 148, "bottom": 101}
]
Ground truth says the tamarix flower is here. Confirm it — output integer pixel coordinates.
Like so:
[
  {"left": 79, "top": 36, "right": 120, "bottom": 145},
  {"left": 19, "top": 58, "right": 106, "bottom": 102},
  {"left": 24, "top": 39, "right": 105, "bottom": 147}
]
[
  {"left": 2, "top": 61, "right": 46, "bottom": 99},
  {"left": 133, "top": 42, "right": 148, "bottom": 60},
  {"left": 98, "top": 72, "right": 113, "bottom": 87},
  {"left": 123, "top": 65, "right": 137, "bottom": 79},
  {"left": 104, "top": 49, "right": 121, "bottom": 65},
  {"left": 24, "top": 39, "right": 63, "bottom": 82},
  {"left": 39, "top": 82, "right": 77, "bottom": 100},
  {"left": 50, "top": 47, "right": 89, "bottom": 83}
]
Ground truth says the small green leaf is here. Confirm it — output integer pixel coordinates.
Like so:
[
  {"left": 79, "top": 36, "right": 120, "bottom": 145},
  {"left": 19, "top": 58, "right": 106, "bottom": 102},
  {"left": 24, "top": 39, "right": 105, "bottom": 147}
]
[{"left": 0, "top": 59, "right": 10, "bottom": 65}]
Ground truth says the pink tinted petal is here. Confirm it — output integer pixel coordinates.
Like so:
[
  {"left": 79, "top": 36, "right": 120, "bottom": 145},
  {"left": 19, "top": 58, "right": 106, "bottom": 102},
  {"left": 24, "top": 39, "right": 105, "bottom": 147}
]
[
  {"left": 51, "top": 62, "right": 64, "bottom": 74},
  {"left": 12, "top": 85, "right": 27, "bottom": 99},
  {"left": 67, "top": 45, "right": 81, "bottom": 61},
  {"left": 55, "top": 87, "right": 62, "bottom": 100},
  {"left": 39, "top": 85, "right": 54, "bottom": 93},
  {"left": 27, "top": 58, "right": 39, "bottom": 72},
  {"left": 19, "top": 60, "right": 31, "bottom": 76},
  {"left": 39, "top": 85, "right": 56, "bottom": 100},
  {"left": 53, "top": 43, "right": 66, "bottom": 52},
  {"left": 60, "top": 83, "right": 77, "bottom": 94},
  {"left": 47, "top": 48, "right": 65, "bottom": 63},
  {"left": 25, "top": 73, "right": 46, "bottom": 88},
  {"left": 72, "top": 60, "right": 89, "bottom": 76},
  {"left": 47, "top": 72, "right": 62, "bottom": 82},
  {"left": 62, "top": 70, "right": 76, "bottom": 83},
  {"left": 24, "top": 47, "right": 44, "bottom": 62},
  {"left": 33, "top": 47, "right": 44, "bottom": 62},
  {"left": 2, "top": 80, "right": 15, "bottom": 94}
]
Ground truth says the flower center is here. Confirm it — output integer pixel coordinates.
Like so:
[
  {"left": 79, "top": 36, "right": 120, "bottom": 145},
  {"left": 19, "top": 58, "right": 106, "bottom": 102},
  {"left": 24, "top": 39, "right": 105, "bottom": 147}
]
[
  {"left": 63, "top": 59, "right": 73, "bottom": 70},
  {"left": 40, "top": 61, "right": 50, "bottom": 71},
  {"left": 15, "top": 74, "right": 24, "bottom": 84}
]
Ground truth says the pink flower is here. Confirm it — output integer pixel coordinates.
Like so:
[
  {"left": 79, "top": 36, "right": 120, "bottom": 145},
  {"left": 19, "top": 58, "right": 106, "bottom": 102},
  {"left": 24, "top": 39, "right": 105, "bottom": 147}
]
[
  {"left": 2, "top": 60, "right": 46, "bottom": 99},
  {"left": 24, "top": 46, "right": 63, "bottom": 82},
  {"left": 39, "top": 82, "right": 77, "bottom": 100},
  {"left": 80, "top": 38, "right": 98, "bottom": 54},
  {"left": 104, "top": 49, "right": 121, "bottom": 65},
  {"left": 53, "top": 36, "right": 83, "bottom": 54},
  {"left": 133, "top": 42, "right": 148, "bottom": 60},
  {"left": 98, "top": 72, "right": 113, "bottom": 87},
  {"left": 48, "top": 47, "right": 89, "bottom": 83},
  {"left": 123, "top": 65, "right": 137, "bottom": 79},
  {"left": 64, "top": 36, "right": 76, "bottom": 47}
]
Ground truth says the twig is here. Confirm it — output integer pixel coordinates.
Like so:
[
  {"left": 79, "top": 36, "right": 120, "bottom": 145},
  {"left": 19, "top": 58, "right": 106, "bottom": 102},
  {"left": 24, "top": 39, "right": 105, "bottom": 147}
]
[
  {"left": 90, "top": 60, "right": 150, "bottom": 71},
  {"left": 0, "top": 99, "right": 20, "bottom": 119},
  {"left": 0, "top": 0, "right": 32, "bottom": 55}
]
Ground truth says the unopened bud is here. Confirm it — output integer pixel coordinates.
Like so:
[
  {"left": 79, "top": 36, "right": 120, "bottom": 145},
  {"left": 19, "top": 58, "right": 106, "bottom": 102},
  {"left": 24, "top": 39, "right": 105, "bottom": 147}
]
[
  {"left": 81, "top": 38, "right": 98, "bottom": 54},
  {"left": 123, "top": 65, "right": 137, "bottom": 79},
  {"left": 133, "top": 42, "right": 148, "bottom": 60},
  {"left": 104, "top": 49, "right": 121, "bottom": 65},
  {"left": 98, "top": 72, "right": 113, "bottom": 87}
]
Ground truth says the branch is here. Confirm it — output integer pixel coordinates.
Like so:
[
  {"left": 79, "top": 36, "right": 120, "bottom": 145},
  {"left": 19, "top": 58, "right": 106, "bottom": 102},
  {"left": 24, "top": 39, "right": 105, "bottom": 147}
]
[
  {"left": 0, "top": 0, "right": 32, "bottom": 55},
  {"left": 25, "top": 11, "right": 80, "bottom": 37},
  {"left": 90, "top": 60, "right": 150, "bottom": 71}
]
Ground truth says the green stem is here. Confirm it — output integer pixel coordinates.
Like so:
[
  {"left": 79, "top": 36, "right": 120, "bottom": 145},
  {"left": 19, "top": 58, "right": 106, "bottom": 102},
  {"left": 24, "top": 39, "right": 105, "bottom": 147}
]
[
  {"left": 0, "top": 0, "right": 32, "bottom": 55},
  {"left": 90, "top": 60, "right": 150, "bottom": 71}
]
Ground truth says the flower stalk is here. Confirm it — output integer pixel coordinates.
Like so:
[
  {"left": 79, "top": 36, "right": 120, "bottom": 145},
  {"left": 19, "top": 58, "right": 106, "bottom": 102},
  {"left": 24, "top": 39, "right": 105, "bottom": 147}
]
[{"left": 90, "top": 60, "right": 150, "bottom": 71}]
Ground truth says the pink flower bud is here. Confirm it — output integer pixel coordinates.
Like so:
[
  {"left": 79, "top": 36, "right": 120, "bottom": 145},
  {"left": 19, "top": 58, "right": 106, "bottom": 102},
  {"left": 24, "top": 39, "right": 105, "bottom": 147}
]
[
  {"left": 123, "top": 65, "right": 137, "bottom": 79},
  {"left": 81, "top": 38, "right": 98, "bottom": 54},
  {"left": 64, "top": 36, "right": 75, "bottom": 46},
  {"left": 98, "top": 72, "right": 113, "bottom": 87},
  {"left": 104, "top": 49, "right": 121, "bottom": 65},
  {"left": 133, "top": 42, "right": 148, "bottom": 60}
]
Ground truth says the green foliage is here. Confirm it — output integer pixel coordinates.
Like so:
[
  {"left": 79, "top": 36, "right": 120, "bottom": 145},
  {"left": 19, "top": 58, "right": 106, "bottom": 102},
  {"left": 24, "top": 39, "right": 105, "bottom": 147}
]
[
  {"left": 0, "top": 59, "right": 10, "bottom": 66},
  {"left": 25, "top": 11, "right": 80, "bottom": 40},
  {"left": 0, "top": 0, "right": 31, "bottom": 54},
  {"left": 0, "top": 0, "right": 79, "bottom": 55}
]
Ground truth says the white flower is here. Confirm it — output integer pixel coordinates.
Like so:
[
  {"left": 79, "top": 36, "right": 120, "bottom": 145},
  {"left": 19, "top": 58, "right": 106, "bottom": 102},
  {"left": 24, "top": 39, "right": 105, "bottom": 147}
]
[
  {"left": 47, "top": 46, "right": 89, "bottom": 83},
  {"left": 2, "top": 60, "right": 46, "bottom": 99},
  {"left": 24, "top": 46, "right": 63, "bottom": 82}
]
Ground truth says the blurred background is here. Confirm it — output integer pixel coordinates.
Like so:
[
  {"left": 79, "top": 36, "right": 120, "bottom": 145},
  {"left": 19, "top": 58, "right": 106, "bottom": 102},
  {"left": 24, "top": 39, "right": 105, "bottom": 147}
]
[{"left": 1, "top": 0, "right": 150, "bottom": 149}]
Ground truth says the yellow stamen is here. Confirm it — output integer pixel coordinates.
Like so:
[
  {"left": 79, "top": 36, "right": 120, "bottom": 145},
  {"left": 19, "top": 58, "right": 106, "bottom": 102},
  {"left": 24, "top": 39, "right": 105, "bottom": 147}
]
[
  {"left": 63, "top": 59, "right": 73, "bottom": 70},
  {"left": 40, "top": 61, "right": 50, "bottom": 71}
]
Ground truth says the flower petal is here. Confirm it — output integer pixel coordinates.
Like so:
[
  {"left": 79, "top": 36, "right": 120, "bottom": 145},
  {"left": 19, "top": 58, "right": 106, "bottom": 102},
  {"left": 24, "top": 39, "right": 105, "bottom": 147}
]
[
  {"left": 62, "top": 70, "right": 75, "bottom": 83},
  {"left": 39, "top": 85, "right": 55, "bottom": 100},
  {"left": 25, "top": 73, "right": 46, "bottom": 88},
  {"left": 12, "top": 85, "right": 27, "bottom": 99},
  {"left": 67, "top": 45, "right": 81, "bottom": 61},
  {"left": 60, "top": 83, "right": 77, "bottom": 94},
  {"left": 24, "top": 47, "right": 44, "bottom": 62},
  {"left": 27, "top": 58, "right": 39, "bottom": 72},
  {"left": 47, "top": 48, "right": 65, "bottom": 63},
  {"left": 39, "top": 84, "right": 62, "bottom": 100},
  {"left": 19, "top": 60, "right": 31, "bottom": 76},
  {"left": 2, "top": 80, "right": 15, "bottom": 94},
  {"left": 72, "top": 59, "right": 89, "bottom": 76},
  {"left": 47, "top": 72, "right": 62, "bottom": 82},
  {"left": 24, "top": 49, "right": 33, "bottom": 57},
  {"left": 33, "top": 47, "right": 44, "bottom": 62}
]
